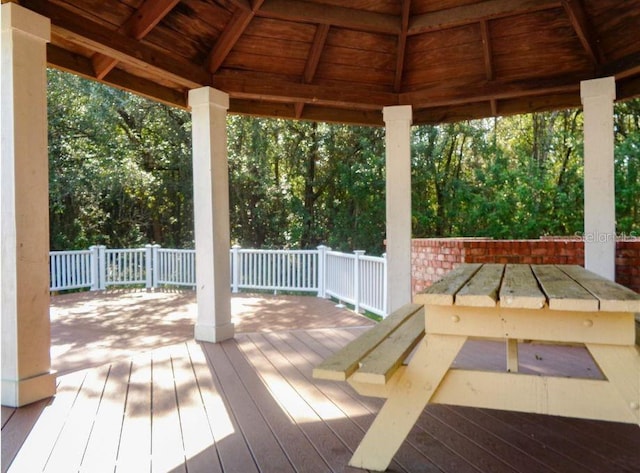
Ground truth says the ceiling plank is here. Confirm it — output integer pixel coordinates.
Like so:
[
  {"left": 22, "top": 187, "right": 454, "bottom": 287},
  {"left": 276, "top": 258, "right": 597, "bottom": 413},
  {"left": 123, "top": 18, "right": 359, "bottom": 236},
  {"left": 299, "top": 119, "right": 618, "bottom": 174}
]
[
  {"left": 561, "top": 0, "right": 603, "bottom": 65},
  {"left": 212, "top": 70, "right": 397, "bottom": 109},
  {"left": 207, "top": 0, "right": 264, "bottom": 74},
  {"left": 47, "top": 44, "right": 187, "bottom": 108},
  {"left": 394, "top": 0, "right": 410, "bottom": 92},
  {"left": 409, "top": 0, "right": 560, "bottom": 35},
  {"left": 23, "top": 0, "right": 210, "bottom": 88},
  {"left": 296, "top": 23, "right": 330, "bottom": 118},
  {"left": 258, "top": 0, "right": 400, "bottom": 35}
]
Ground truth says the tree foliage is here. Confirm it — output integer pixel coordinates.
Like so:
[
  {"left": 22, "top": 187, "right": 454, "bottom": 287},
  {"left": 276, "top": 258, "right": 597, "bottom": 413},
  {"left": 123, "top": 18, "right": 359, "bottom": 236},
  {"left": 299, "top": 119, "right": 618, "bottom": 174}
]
[{"left": 47, "top": 70, "right": 640, "bottom": 254}]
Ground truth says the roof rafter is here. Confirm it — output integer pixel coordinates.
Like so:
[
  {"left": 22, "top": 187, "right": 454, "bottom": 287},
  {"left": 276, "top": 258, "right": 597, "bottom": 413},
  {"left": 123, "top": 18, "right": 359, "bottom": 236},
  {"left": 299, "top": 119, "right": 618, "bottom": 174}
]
[
  {"left": 207, "top": 0, "right": 265, "bottom": 74},
  {"left": 295, "top": 23, "right": 330, "bottom": 119},
  {"left": 409, "top": 0, "right": 559, "bottom": 35},
  {"left": 394, "top": 0, "right": 410, "bottom": 93},
  {"left": 93, "top": 0, "right": 180, "bottom": 80},
  {"left": 561, "top": 0, "right": 603, "bottom": 66},
  {"left": 22, "top": 0, "right": 209, "bottom": 88},
  {"left": 480, "top": 20, "right": 498, "bottom": 115},
  {"left": 258, "top": 0, "right": 400, "bottom": 34}
]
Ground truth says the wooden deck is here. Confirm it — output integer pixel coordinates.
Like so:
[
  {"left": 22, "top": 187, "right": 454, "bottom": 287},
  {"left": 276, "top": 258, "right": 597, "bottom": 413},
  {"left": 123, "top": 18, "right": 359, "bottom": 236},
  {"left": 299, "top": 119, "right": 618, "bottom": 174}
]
[{"left": 2, "top": 292, "right": 639, "bottom": 473}]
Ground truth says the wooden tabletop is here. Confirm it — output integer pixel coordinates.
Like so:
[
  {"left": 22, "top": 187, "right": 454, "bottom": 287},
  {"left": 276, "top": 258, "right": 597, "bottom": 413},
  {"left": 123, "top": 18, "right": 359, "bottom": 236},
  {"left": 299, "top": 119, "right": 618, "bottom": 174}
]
[{"left": 417, "top": 264, "right": 640, "bottom": 313}]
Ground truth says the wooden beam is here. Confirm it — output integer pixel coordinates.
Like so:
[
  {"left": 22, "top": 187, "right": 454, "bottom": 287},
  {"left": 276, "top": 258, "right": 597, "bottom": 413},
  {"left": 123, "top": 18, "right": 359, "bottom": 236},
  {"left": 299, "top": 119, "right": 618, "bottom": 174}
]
[
  {"left": 561, "top": 0, "right": 603, "bottom": 65},
  {"left": 212, "top": 70, "right": 396, "bottom": 109},
  {"left": 207, "top": 1, "right": 264, "bottom": 74},
  {"left": 22, "top": 0, "right": 210, "bottom": 88},
  {"left": 617, "top": 76, "right": 640, "bottom": 102},
  {"left": 126, "top": 0, "right": 180, "bottom": 40},
  {"left": 409, "top": 0, "right": 560, "bottom": 35},
  {"left": 47, "top": 45, "right": 187, "bottom": 108},
  {"left": 258, "top": 0, "right": 400, "bottom": 35},
  {"left": 303, "top": 24, "right": 329, "bottom": 84},
  {"left": 600, "top": 50, "right": 640, "bottom": 80},
  {"left": 394, "top": 0, "right": 410, "bottom": 93},
  {"left": 400, "top": 76, "right": 580, "bottom": 109},
  {"left": 229, "top": 99, "right": 384, "bottom": 126},
  {"left": 296, "top": 23, "right": 330, "bottom": 118}
]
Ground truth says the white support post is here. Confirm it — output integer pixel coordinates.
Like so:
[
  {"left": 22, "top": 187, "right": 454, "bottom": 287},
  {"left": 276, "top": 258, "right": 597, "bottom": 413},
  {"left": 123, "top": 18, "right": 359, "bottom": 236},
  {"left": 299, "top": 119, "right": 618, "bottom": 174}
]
[
  {"left": 316, "top": 245, "right": 328, "bottom": 298},
  {"left": 383, "top": 105, "right": 413, "bottom": 312},
  {"left": 189, "top": 87, "right": 234, "bottom": 343},
  {"left": 1, "top": 4, "right": 55, "bottom": 407},
  {"left": 231, "top": 245, "right": 241, "bottom": 294},
  {"left": 580, "top": 77, "right": 616, "bottom": 280},
  {"left": 354, "top": 250, "right": 365, "bottom": 313}
]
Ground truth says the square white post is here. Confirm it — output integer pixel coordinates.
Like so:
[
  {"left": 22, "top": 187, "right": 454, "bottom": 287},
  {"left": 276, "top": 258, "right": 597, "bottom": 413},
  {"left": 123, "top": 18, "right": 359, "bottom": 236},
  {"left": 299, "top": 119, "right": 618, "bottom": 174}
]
[
  {"left": 580, "top": 77, "right": 616, "bottom": 280},
  {"left": 1, "top": 3, "right": 56, "bottom": 407},
  {"left": 383, "top": 105, "right": 413, "bottom": 312},
  {"left": 189, "top": 87, "right": 234, "bottom": 342}
]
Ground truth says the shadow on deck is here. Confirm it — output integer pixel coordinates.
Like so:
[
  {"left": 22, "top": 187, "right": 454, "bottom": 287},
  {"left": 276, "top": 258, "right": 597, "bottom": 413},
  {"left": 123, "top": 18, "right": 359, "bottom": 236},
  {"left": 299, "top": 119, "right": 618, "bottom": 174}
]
[{"left": 2, "top": 291, "right": 639, "bottom": 473}]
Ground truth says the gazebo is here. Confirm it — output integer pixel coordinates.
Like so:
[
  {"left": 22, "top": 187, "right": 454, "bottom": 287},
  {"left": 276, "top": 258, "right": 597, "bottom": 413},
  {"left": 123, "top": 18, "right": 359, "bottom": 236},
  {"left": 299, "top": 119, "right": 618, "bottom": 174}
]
[{"left": 2, "top": 0, "right": 640, "bottom": 407}]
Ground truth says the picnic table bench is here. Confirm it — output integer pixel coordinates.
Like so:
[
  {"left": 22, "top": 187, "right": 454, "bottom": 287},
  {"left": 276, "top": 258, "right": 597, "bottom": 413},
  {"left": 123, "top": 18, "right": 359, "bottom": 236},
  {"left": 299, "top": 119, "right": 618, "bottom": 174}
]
[{"left": 313, "top": 263, "right": 640, "bottom": 472}]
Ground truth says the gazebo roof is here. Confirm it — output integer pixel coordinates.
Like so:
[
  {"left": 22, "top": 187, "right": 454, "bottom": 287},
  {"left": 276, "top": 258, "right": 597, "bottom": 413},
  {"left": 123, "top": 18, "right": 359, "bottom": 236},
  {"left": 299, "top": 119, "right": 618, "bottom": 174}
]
[{"left": 21, "top": 0, "right": 640, "bottom": 125}]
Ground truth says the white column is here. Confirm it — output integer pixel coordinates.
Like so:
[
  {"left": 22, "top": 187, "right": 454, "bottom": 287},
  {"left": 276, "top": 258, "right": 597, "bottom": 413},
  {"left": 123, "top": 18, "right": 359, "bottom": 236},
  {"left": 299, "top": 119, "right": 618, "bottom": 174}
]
[
  {"left": 188, "top": 87, "right": 234, "bottom": 342},
  {"left": 580, "top": 77, "right": 616, "bottom": 280},
  {"left": 383, "top": 105, "right": 413, "bottom": 312},
  {"left": 1, "top": 4, "right": 56, "bottom": 407}
]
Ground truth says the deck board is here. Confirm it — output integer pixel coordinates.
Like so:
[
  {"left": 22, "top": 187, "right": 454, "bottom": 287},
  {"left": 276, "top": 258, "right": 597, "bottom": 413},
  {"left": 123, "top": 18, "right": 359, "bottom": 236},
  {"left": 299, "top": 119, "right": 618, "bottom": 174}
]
[
  {"left": 78, "top": 361, "right": 131, "bottom": 473},
  {"left": 116, "top": 352, "right": 152, "bottom": 473},
  {"left": 3, "top": 293, "right": 640, "bottom": 473}
]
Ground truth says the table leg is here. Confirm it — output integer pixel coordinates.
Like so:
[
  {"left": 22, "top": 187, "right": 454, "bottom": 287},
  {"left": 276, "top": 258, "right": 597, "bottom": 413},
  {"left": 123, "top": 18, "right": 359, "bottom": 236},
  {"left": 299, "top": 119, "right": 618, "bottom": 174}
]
[
  {"left": 348, "top": 334, "right": 467, "bottom": 471},
  {"left": 586, "top": 343, "right": 640, "bottom": 425}
]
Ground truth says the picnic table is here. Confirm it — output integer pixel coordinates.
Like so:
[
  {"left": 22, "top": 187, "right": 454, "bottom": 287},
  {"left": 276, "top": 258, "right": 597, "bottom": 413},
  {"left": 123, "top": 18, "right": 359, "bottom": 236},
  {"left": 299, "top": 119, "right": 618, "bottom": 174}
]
[{"left": 314, "top": 263, "right": 640, "bottom": 471}]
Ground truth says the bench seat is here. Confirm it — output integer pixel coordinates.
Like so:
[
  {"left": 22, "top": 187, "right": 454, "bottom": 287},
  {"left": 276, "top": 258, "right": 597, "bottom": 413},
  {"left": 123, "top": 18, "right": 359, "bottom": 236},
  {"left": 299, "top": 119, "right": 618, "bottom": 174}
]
[{"left": 312, "top": 303, "right": 425, "bottom": 388}]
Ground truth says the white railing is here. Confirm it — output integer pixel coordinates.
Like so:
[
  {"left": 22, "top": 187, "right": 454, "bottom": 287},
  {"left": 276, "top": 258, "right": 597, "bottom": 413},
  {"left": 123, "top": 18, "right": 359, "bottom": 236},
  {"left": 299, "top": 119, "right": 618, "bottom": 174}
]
[
  {"left": 324, "top": 250, "right": 387, "bottom": 317},
  {"left": 156, "top": 247, "right": 196, "bottom": 287},
  {"left": 50, "top": 249, "right": 94, "bottom": 291},
  {"left": 49, "top": 245, "right": 389, "bottom": 316},
  {"left": 232, "top": 247, "right": 318, "bottom": 293}
]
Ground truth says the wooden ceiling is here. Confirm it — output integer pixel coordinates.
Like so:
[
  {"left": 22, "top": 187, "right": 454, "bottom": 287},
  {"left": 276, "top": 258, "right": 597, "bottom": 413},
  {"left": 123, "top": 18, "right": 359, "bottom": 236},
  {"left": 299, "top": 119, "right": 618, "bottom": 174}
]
[{"left": 16, "top": 0, "right": 640, "bottom": 125}]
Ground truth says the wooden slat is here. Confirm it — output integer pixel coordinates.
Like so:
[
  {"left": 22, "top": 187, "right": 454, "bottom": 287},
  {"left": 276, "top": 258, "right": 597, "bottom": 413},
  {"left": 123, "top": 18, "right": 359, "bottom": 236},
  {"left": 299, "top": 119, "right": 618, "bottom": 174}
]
[
  {"left": 1, "top": 406, "right": 15, "bottom": 428},
  {"left": 500, "top": 264, "right": 546, "bottom": 309},
  {"left": 559, "top": 265, "right": 640, "bottom": 312},
  {"left": 532, "top": 265, "right": 599, "bottom": 311},
  {"left": 456, "top": 264, "right": 505, "bottom": 307},
  {"left": 414, "top": 263, "right": 482, "bottom": 306},
  {"left": 351, "top": 308, "right": 425, "bottom": 385},
  {"left": 312, "top": 303, "right": 423, "bottom": 381}
]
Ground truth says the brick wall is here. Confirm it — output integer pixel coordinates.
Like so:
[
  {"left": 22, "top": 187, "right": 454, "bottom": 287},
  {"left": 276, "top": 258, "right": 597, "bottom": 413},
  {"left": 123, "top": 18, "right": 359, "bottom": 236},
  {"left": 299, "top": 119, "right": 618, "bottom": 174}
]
[{"left": 412, "top": 238, "right": 640, "bottom": 294}]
